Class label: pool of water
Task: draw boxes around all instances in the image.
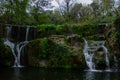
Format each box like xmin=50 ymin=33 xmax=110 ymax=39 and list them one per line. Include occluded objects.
xmin=0 ymin=68 xmax=120 ymax=80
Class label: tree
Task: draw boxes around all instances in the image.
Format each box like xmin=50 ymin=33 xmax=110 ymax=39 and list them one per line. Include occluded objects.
xmin=55 ymin=0 xmax=77 ymax=23
xmin=0 ymin=0 xmax=30 ymax=24
xmin=112 ymin=0 xmax=120 ymax=16
xmin=89 ymin=0 xmax=117 ymax=23
xmin=70 ymin=3 xmax=83 ymax=23
xmin=29 ymin=0 xmax=53 ymax=24
xmin=90 ymin=1 xmax=100 ymax=17
xmin=49 ymin=10 xmax=65 ymax=24
xmin=29 ymin=0 xmax=52 ymax=13
xmin=100 ymin=0 xmax=115 ymax=16
xmin=0 ymin=0 xmax=53 ymax=25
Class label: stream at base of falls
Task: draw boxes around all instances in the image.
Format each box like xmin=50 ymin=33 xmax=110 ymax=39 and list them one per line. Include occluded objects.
xmin=0 ymin=68 xmax=120 ymax=80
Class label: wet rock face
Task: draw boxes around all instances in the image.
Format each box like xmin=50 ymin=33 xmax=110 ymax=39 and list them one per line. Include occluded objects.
xmin=113 ymin=18 xmax=120 ymax=67
xmin=0 ymin=25 xmax=3 ymax=38
xmin=2 ymin=25 xmax=38 ymax=42
xmin=66 ymin=34 xmax=83 ymax=47
xmin=94 ymin=48 xmax=107 ymax=69
xmin=11 ymin=26 xmax=26 ymax=42
xmin=0 ymin=45 xmax=14 ymax=67
xmin=104 ymin=21 xmax=120 ymax=68
xmin=105 ymin=25 xmax=117 ymax=53
xmin=97 ymin=24 xmax=106 ymax=34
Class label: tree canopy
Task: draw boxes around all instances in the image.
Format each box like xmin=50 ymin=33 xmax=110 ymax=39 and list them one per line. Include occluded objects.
xmin=0 ymin=0 xmax=119 ymax=25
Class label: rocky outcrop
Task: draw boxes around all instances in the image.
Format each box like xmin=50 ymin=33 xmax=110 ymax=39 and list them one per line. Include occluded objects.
xmin=0 ymin=45 xmax=14 ymax=67
xmin=23 ymin=35 xmax=86 ymax=68
xmin=105 ymin=22 xmax=120 ymax=68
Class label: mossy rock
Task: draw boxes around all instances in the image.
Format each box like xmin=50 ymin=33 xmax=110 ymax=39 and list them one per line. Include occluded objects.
xmin=0 ymin=43 xmax=14 ymax=67
xmin=94 ymin=51 xmax=106 ymax=69
xmin=105 ymin=24 xmax=119 ymax=57
xmin=65 ymin=34 xmax=83 ymax=46
xmin=24 ymin=37 xmax=86 ymax=68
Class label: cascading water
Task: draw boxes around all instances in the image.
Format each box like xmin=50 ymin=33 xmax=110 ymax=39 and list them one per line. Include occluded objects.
xmin=4 ymin=39 xmax=16 ymax=60
xmin=13 ymin=41 xmax=28 ymax=67
xmin=4 ymin=26 xmax=29 ymax=68
xmin=6 ymin=26 xmax=12 ymax=37
xmin=101 ymin=45 xmax=110 ymax=70
xmin=83 ymin=39 xmax=110 ymax=71
xmin=13 ymin=26 xmax=29 ymax=67
xmin=83 ymin=39 xmax=96 ymax=70
xmin=25 ymin=27 xmax=30 ymax=41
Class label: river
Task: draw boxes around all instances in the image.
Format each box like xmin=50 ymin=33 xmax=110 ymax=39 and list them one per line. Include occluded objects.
xmin=0 ymin=68 xmax=120 ymax=80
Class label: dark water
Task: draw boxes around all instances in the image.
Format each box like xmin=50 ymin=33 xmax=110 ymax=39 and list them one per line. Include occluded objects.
xmin=0 ymin=68 xmax=120 ymax=80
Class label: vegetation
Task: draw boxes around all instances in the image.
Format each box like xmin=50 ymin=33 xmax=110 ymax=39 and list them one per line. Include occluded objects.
xmin=0 ymin=0 xmax=119 ymax=25
xmin=25 ymin=37 xmax=85 ymax=68
xmin=0 ymin=0 xmax=120 ymax=68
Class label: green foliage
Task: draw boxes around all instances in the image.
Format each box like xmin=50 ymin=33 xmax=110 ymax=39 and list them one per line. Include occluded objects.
xmin=39 ymin=38 xmax=49 ymax=59
xmin=0 ymin=0 xmax=118 ymax=25
xmin=0 ymin=0 xmax=53 ymax=24
xmin=0 ymin=43 xmax=13 ymax=67
xmin=49 ymin=10 xmax=65 ymax=24
xmin=114 ymin=17 xmax=120 ymax=48
xmin=0 ymin=0 xmax=30 ymax=24
xmin=38 ymin=24 xmax=55 ymax=31
xmin=27 ymin=38 xmax=71 ymax=68
xmin=47 ymin=43 xmax=70 ymax=67
xmin=37 ymin=23 xmax=98 ymax=39
xmin=39 ymin=38 xmax=70 ymax=67
xmin=37 ymin=24 xmax=56 ymax=37
xmin=56 ymin=25 xmax=63 ymax=34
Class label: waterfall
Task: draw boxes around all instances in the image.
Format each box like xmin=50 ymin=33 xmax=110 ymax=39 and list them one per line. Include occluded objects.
xmin=4 ymin=27 xmax=16 ymax=59
xmin=13 ymin=27 xmax=29 ymax=67
xmin=25 ymin=27 xmax=30 ymax=41
xmin=4 ymin=26 xmax=29 ymax=68
xmin=83 ymin=39 xmax=96 ymax=70
xmin=4 ymin=39 xmax=16 ymax=60
xmin=83 ymin=39 xmax=110 ymax=71
xmin=13 ymin=41 xmax=28 ymax=67
xmin=101 ymin=45 xmax=110 ymax=70
xmin=6 ymin=26 xmax=12 ymax=37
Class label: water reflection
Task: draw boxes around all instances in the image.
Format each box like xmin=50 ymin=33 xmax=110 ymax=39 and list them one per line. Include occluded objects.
xmin=84 ymin=71 xmax=95 ymax=80
xmin=0 ymin=68 xmax=120 ymax=80
xmin=104 ymin=73 xmax=110 ymax=80
xmin=13 ymin=68 xmax=20 ymax=80
xmin=84 ymin=71 xmax=120 ymax=80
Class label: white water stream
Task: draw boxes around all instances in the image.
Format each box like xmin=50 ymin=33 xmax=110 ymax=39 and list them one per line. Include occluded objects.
xmin=83 ymin=39 xmax=110 ymax=71
xmin=4 ymin=26 xmax=29 ymax=67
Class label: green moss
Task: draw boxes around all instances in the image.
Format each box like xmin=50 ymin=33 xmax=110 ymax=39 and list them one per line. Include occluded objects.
xmin=0 ymin=44 xmax=14 ymax=67
xmin=25 ymin=37 xmax=86 ymax=68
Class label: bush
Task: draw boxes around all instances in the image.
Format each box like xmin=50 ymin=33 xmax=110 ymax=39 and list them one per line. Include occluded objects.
xmin=27 ymin=38 xmax=71 ymax=68
xmin=37 ymin=23 xmax=98 ymax=37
